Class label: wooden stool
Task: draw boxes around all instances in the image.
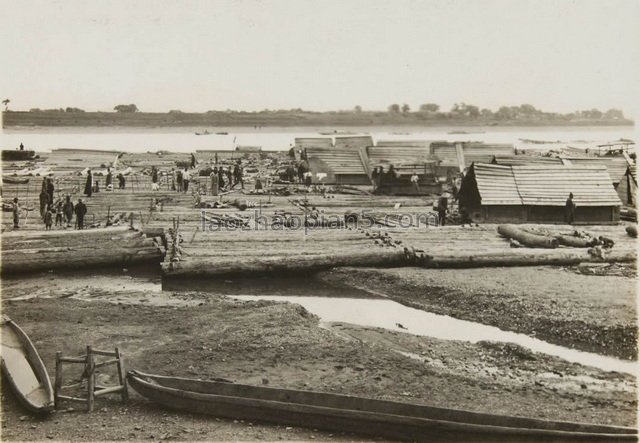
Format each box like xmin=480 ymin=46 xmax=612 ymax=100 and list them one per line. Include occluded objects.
xmin=54 ymin=345 xmax=128 ymax=411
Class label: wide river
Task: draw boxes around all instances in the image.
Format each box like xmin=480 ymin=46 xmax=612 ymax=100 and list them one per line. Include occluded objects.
xmin=0 ymin=125 xmax=635 ymax=153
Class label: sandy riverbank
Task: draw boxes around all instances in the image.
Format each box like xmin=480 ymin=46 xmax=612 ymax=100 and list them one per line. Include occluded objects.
xmin=0 ymin=269 xmax=636 ymax=441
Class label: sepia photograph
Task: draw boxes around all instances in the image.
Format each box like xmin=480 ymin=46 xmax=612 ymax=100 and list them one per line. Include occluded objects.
xmin=0 ymin=0 xmax=638 ymax=441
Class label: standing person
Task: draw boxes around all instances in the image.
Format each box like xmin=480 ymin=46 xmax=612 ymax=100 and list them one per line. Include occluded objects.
xmin=565 ymin=192 xmax=576 ymax=224
xmin=117 ymin=173 xmax=126 ymax=189
xmin=19 ymin=142 xmax=24 ymax=151
xmin=54 ymin=199 xmax=63 ymax=226
xmin=170 ymin=168 xmax=176 ymax=191
xmin=44 ymin=205 xmax=53 ymax=230
xmin=386 ymin=164 xmax=398 ymax=184
xmin=218 ymin=167 xmax=226 ymax=190
xmin=190 ymin=153 xmax=197 ymax=169
xmin=232 ymin=162 xmax=241 ymax=188
xmin=63 ymin=195 xmax=74 ymax=227
xmin=182 ymin=167 xmax=190 ymax=192
xmin=255 ymin=175 xmax=263 ymax=191
xmin=106 ymin=167 xmax=113 ymax=190
xmin=452 ymin=174 xmax=462 ymax=200
xmin=151 ymin=166 xmax=158 ymax=186
xmin=437 ymin=193 xmax=448 ymax=226
xmin=377 ymin=166 xmax=386 ymax=191
xmin=410 ymin=171 xmax=420 ymax=194
xmin=176 ymin=169 xmax=183 ymax=192
xmin=304 ymin=171 xmax=313 ymax=188
xmin=84 ymin=170 xmax=93 ymax=197
xmin=46 ymin=177 xmax=55 ymax=205
xmin=75 ymin=198 xmax=87 ymax=229
xmin=12 ymin=197 xmax=20 ymax=229
xmin=39 ymin=188 xmax=48 ymax=219
xmin=210 ymin=168 xmax=219 ymax=196
xmin=237 ymin=163 xmax=244 ymax=189
xmin=371 ymin=166 xmax=380 ymax=191
xmin=297 ymin=160 xmax=307 ymax=182
xmin=225 ymin=167 xmax=233 ymax=189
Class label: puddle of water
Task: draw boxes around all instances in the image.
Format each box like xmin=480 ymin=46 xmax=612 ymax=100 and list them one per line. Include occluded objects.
xmin=231 ymin=295 xmax=638 ymax=376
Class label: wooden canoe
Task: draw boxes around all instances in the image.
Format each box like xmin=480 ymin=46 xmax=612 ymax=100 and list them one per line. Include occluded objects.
xmin=2 ymin=176 xmax=30 ymax=185
xmin=127 ymin=370 xmax=636 ymax=442
xmin=1 ymin=316 xmax=54 ymax=414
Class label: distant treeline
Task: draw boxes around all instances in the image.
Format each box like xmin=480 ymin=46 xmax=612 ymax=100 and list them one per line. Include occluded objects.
xmin=2 ymin=103 xmax=632 ymax=127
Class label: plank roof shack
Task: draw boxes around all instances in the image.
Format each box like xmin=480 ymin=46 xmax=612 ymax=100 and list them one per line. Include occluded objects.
xmin=458 ymin=163 xmax=621 ymax=224
xmin=560 ymin=156 xmax=629 ymax=185
xmin=293 ymin=137 xmax=333 ymax=149
xmin=304 ymin=147 xmax=369 ymax=185
xmin=616 ymin=164 xmax=637 ymax=206
xmin=431 ymin=142 xmax=515 ymax=178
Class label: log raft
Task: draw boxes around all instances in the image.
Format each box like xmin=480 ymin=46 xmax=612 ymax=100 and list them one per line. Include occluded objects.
xmin=1 ymin=226 xmax=164 ymax=274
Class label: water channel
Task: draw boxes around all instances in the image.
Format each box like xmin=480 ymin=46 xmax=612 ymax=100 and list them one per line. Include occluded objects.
xmin=3 ymin=269 xmax=636 ymax=375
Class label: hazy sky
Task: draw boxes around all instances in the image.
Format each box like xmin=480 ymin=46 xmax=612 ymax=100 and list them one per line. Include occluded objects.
xmin=1 ymin=0 xmax=638 ymax=114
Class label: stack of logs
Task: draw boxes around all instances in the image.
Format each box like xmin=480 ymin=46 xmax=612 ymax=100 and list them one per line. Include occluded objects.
xmin=1 ymin=226 xmax=164 ymax=274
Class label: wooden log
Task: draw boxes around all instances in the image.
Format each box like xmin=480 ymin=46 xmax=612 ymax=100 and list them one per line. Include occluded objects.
xmin=1 ymin=245 xmax=162 ymax=274
xmin=414 ymin=248 xmax=636 ymax=268
xmin=162 ymin=248 xmax=414 ymax=277
xmin=553 ymin=235 xmax=596 ymax=248
xmin=497 ymin=225 xmax=558 ymax=249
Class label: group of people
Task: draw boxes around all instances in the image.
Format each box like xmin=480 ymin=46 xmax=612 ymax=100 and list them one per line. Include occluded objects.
xmin=20 ymin=177 xmax=86 ymax=230
xmin=40 ymin=195 xmax=88 ymax=230
xmin=83 ymin=168 xmax=126 ymax=197
xmin=282 ymin=159 xmax=310 ymax=184
xmin=371 ymin=165 xmax=402 ymax=192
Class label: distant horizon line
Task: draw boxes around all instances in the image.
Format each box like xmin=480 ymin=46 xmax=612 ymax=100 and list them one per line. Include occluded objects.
xmin=1 ymin=107 xmax=631 ymax=117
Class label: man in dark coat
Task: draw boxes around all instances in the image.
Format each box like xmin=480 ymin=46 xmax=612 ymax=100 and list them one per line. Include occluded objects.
xmin=12 ymin=198 xmax=20 ymax=228
xmin=84 ymin=170 xmax=93 ymax=197
xmin=437 ymin=194 xmax=448 ymax=226
xmin=75 ymin=198 xmax=87 ymax=229
xmin=117 ymin=173 xmax=126 ymax=189
xmin=39 ymin=188 xmax=48 ymax=219
xmin=218 ymin=167 xmax=226 ymax=190
xmin=565 ymin=192 xmax=576 ymax=224
xmin=106 ymin=168 xmax=113 ymax=189
xmin=46 ymin=178 xmax=55 ymax=205
xmin=386 ymin=164 xmax=398 ymax=184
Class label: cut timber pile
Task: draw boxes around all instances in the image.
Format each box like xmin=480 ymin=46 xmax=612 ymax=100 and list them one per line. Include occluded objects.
xmin=1 ymin=226 xmax=164 ymax=274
